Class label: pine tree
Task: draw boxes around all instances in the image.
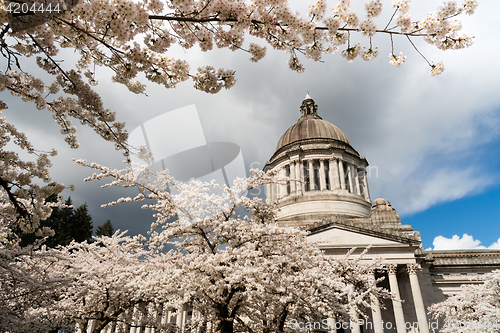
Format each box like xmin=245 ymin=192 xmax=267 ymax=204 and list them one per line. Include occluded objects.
xmin=68 ymin=202 xmax=94 ymax=244
xmin=96 ymin=220 xmax=114 ymax=237
xmin=18 ymin=196 xmax=94 ymax=247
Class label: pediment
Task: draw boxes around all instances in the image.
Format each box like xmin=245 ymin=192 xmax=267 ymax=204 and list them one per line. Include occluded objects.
xmin=308 ymin=226 xmax=410 ymax=247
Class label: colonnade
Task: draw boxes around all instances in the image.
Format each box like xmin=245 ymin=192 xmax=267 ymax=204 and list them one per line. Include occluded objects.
xmin=267 ymin=157 xmax=370 ymax=202
xmin=85 ymin=305 xmax=193 ymax=333
xmin=342 ymin=264 xmax=429 ymax=333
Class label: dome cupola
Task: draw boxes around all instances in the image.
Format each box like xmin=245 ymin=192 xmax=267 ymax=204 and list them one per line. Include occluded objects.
xmin=264 ymin=94 xmax=372 ymax=227
xmin=300 ymin=92 xmax=319 ymax=118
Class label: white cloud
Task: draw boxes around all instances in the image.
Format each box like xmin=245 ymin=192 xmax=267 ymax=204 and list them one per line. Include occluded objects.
xmin=389 ymin=168 xmax=492 ymax=215
xmin=488 ymin=238 xmax=500 ymax=250
xmin=431 ymin=234 xmax=500 ymax=250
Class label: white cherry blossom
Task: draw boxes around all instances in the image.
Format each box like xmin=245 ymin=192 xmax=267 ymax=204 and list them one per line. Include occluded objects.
xmin=389 ymin=52 xmax=406 ymax=67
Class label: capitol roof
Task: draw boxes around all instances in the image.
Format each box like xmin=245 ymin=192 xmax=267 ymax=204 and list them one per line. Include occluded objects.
xmin=275 ymin=95 xmax=351 ymax=152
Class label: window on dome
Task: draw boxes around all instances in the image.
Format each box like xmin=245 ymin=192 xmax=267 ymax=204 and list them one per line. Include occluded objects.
xmin=303 ymin=161 xmax=310 ymax=191
xmin=286 ymin=165 xmax=291 ymax=195
xmin=343 ymin=162 xmax=351 ymax=192
xmin=313 ymin=160 xmax=320 ymax=191
xmin=325 ymin=162 xmax=330 ymax=190
xmin=358 ymin=170 xmax=365 ymax=196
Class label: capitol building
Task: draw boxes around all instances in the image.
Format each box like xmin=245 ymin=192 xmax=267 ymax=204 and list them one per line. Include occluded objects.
xmin=262 ymin=94 xmax=500 ymax=333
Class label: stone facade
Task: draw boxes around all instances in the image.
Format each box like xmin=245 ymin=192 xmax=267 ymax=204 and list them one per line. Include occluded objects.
xmin=263 ymin=95 xmax=500 ymax=333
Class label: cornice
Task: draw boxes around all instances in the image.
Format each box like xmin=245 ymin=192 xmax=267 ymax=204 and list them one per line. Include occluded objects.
xmin=306 ymin=218 xmax=422 ymax=246
xmin=423 ymin=250 xmax=500 ymax=267
xmin=265 ymin=138 xmax=367 ymax=171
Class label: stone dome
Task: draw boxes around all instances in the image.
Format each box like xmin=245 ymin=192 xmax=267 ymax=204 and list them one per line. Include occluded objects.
xmin=276 ymin=117 xmax=351 ymax=151
xmin=275 ymin=94 xmax=351 ymax=152
xmin=371 ymin=198 xmax=395 ymax=211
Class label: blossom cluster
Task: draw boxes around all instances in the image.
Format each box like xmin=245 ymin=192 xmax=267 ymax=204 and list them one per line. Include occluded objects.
xmin=0 ymin=0 xmax=478 ymax=120
xmin=389 ymin=52 xmax=406 ymax=67
xmin=0 ymin=108 xmax=69 ymax=331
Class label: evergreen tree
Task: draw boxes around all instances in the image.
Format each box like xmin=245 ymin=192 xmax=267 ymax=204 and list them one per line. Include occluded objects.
xmin=65 ymin=201 xmax=93 ymax=245
xmin=18 ymin=196 xmax=94 ymax=247
xmin=96 ymin=220 xmax=114 ymax=237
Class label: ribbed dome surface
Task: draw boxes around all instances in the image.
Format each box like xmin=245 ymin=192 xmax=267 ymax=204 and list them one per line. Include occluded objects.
xmin=276 ymin=117 xmax=351 ymax=151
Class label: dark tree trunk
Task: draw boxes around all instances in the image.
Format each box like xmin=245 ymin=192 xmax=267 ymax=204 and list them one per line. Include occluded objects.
xmin=219 ymin=318 xmax=234 ymax=333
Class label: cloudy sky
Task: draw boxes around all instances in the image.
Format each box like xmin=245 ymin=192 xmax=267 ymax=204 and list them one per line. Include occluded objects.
xmin=4 ymin=0 xmax=500 ymax=250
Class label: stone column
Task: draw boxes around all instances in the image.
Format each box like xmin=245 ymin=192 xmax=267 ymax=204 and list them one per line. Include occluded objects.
xmin=176 ymin=307 xmax=183 ymax=328
xmin=275 ymin=170 xmax=280 ymax=199
xmin=319 ymin=159 xmax=326 ymax=190
xmin=322 ymin=318 xmax=337 ymax=332
xmin=308 ymin=159 xmax=315 ymax=191
xmin=156 ymin=303 xmax=164 ymax=328
xmin=129 ymin=304 xmax=137 ymax=333
xmin=387 ymin=265 xmax=406 ymax=333
xmin=161 ymin=304 xmax=168 ymax=325
xmin=87 ymin=320 xmax=97 ymax=333
xmin=350 ymin=308 xmax=361 ymax=333
xmin=338 ymin=159 xmax=345 ymax=189
xmin=331 ymin=158 xmax=340 ymax=189
xmin=347 ymin=164 xmax=354 ymax=193
xmin=408 ymin=264 xmax=430 ymax=333
xmin=266 ymin=182 xmax=271 ymax=202
xmin=354 ymin=167 xmax=361 ymax=195
xmin=166 ymin=309 xmax=172 ymax=326
xmin=330 ymin=319 xmax=337 ymax=333
xmin=276 ymin=168 xmax=282 ymax=199
xmin=369 ymin=270 xmax=384 ymax=333
xmin=347 ymin=286 xmax=361 ymax=333
xmin=363 ymin=170 xmax=371 ymax=201
xmin=281 ymin=166 xmax=287 ymax=197
xmin=181 ymin=309 xmax=187 ymax=331
xmin=273 ymin=183 xmax=279 ymax=201
xmin=290 ymin=161 xmax=297 ymax=193
xmin=137 ymin=302 xmax=146 ymax=333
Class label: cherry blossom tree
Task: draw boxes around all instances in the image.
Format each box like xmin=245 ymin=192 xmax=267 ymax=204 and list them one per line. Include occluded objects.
xmin=66 ymin=161 xmax=391 ymax=333
xmin=428 ymin=270 xmax=500 ymax=333
xmin=0 ymin=115 xmax=69 ymax=332
xmin=46 ymin=231 xmax=164 ymax=333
